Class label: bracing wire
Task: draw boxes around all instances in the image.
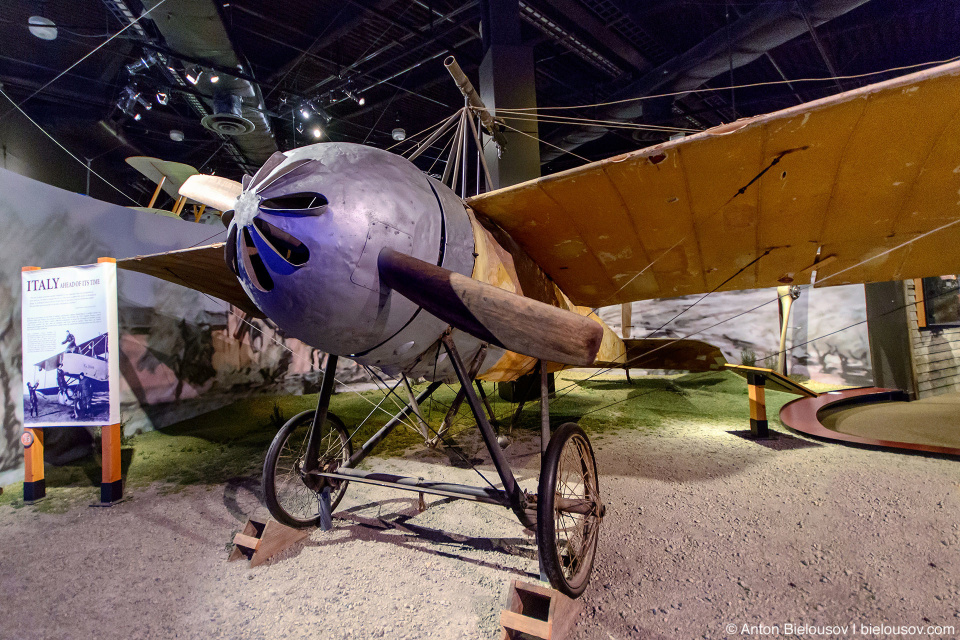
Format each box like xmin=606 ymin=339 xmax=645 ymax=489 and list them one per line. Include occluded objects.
xmin=490 ymin=56 xmax=960 ymax=114
xmin=496 ymin=120 xmax=592 ymax=163
xmin=550 ymin=210 xmax=960 ymax=400
xmin=488 ymin=110 xmax=699 ymax=134
xmin=385 ymin=112 xmax=453 ymax=153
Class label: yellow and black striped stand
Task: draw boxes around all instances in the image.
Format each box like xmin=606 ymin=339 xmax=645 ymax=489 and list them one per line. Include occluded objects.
xmin=746 ymin=371 xmax=770 ymax=438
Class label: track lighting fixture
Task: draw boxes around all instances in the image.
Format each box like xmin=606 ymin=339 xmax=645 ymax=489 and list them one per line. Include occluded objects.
xmin=345 ymin=89 xmax=365 ymax=106
xmin=126 ymin=53 xmax=158 ymax=76
xmin=299 ymin=100 xmax=333 ymax=124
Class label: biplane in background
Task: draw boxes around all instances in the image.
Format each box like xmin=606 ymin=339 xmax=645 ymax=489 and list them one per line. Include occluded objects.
xmin=31 ymin=332 xmax=109 ymax=419
xmin=125 ymin=156 xmax=220 ymax=224
xmin=115 ymin=58 xmax=960 ymax=596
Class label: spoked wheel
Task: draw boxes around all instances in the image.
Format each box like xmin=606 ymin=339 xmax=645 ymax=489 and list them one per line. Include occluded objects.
xmin=262 ymin=410 xmax=352 ymax=528
xmin=537 ymin=422 xmax=603 ymax=597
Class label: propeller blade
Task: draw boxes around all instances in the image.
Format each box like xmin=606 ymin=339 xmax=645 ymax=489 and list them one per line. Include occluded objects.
xmin=378 ymin=248 xmax=603 ymax=366
xmin=179 ymin=174 xmax=243 ymax=212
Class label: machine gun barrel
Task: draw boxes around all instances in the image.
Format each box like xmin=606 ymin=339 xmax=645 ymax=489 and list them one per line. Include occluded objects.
xmin=444 ymin=56 xmax=506 ymax=147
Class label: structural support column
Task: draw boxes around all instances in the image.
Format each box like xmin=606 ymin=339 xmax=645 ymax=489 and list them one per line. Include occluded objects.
xmin=478 ymin=0 xmax=540 ymax=190
xmin=864 ymin=281 xmax=916 ymax=398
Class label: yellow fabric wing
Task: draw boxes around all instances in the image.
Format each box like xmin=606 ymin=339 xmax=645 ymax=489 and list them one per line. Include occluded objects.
xmin=468 ymin=61 xmax=960 ymax=307
xmin=118 ymin=243 xmax=264 ymax=318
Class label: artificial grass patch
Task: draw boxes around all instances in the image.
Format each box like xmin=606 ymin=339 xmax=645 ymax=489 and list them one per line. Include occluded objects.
xmin=0 ymin=371 xmax=840 ymax=509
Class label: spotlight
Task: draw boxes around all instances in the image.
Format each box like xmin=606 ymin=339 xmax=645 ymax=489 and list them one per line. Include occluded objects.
xmin=392 ymin=127 xmax=406 ymax=142
xmin=312 ymin=127 xmax=322 ymax=139
xmin=170 ymin=129 xmax=185 ymax=142
xmin=28 ymin=16 xmax=57 ymax=41
xmin=300 ymin=100 xmax=332 ymax=124
xmin=345 ymin=89 xmax=365 ymax=106
xmin=156 ymin=91 xmax=169 ymax=105
xmin=209 ymin=72 xmax=220 ymax=83
xmin=314 ymin=105 xmax=332 ymax=124
xmin=126 ymin=53 xmax=157 ymax=76
xmin=117 ymin=86 xmax=140 ymax=118
xmin=185 ymin=66 xmax=201 ymax=85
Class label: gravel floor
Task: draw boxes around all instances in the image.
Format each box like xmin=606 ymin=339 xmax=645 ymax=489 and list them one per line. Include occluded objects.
xmin=1 ymin=418 xmax=958 ymax=640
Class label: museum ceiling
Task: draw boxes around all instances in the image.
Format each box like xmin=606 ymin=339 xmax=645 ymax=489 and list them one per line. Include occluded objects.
xmin=1 ymin=0 xmax=958 ymax=206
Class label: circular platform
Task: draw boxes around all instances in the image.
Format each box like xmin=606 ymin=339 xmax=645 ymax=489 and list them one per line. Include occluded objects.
xmin=780 ymin=388 xmax=960 ymax=456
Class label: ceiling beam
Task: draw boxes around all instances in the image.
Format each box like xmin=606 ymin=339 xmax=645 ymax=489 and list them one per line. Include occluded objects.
xmin=540 ymin=0 xmax=872 ymax=163
xmin=524 ymin=0 xmax=652 ymax=74
xmin=301 ymin=2 xmax=479 ymax=97
xmin=262 ymin=0 xmax=402 ymax=86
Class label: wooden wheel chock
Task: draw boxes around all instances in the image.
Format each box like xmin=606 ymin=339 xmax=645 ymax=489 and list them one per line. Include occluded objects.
xmin=228 ymin=519 xmax=308 ymax=568
xmin=499 ymin=580 xmax=582 ymax=640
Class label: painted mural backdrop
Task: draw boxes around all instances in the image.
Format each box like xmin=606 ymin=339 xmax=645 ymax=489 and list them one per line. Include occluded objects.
xmin=0 ymin=168 xmax=365 ymax=480
xmin=599 ymin=284 xmax=872 ymax=386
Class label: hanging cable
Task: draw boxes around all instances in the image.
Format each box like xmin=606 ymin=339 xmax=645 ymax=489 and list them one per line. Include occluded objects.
xmin=490 ymin=56 xmax=960 ymax=114
xmin=496 ymin=120 xmax=592 ymax=164
xmin=4 ymin=0 xmax=170 ymax=117
xmin=489 ymin=111 xmax=700 ymax=133
xmin=0 ymin=85 xmax=138 ymax=205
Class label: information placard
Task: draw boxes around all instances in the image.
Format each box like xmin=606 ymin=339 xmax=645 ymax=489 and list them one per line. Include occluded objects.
xmin=21 ymin=262 xmax=120 ymax=427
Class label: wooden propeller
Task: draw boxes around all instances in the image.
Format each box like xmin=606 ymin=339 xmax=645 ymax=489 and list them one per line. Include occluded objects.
xmin=378 ymin=248 xmax=603 ymax=366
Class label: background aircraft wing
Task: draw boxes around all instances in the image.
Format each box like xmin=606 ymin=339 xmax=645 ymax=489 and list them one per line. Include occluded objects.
xmin=125 ymin=156 xmax=200 ymax=202
xmin=76 ymin=333 xmax=108 ymax=357
xmin=127 ymin=206 xmax=183 ymax=218
xmin=34 ymin=353 xmax=62 ymax=371
xmin=117 ymin=243 xmax=264 ymax=318
xmin=468 ymin=60 xmax=960 ymax=307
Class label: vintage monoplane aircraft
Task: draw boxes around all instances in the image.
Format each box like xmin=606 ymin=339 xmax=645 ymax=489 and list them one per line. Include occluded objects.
xmin=116 ymin=58 xmax=960 ymax=596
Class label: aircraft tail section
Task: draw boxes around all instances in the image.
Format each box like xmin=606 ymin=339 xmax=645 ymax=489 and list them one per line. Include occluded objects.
xmin=595 ymin=337 xmax=728 ymax=372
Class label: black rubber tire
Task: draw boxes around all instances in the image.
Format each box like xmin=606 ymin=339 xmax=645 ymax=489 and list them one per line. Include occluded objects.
xmin=537 ymin=422 xmax=602 ymax=597
xmin=262 ymin=410 xmax=352 ymax=528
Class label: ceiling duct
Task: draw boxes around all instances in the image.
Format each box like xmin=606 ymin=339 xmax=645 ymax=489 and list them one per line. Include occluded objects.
xmin=202 ymin=93 xmax=255 ymax=135
xmin=139 ymin=0 xmax=278 ymax=166
xmin=539 ymin=0 xmax=871 ymax=164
